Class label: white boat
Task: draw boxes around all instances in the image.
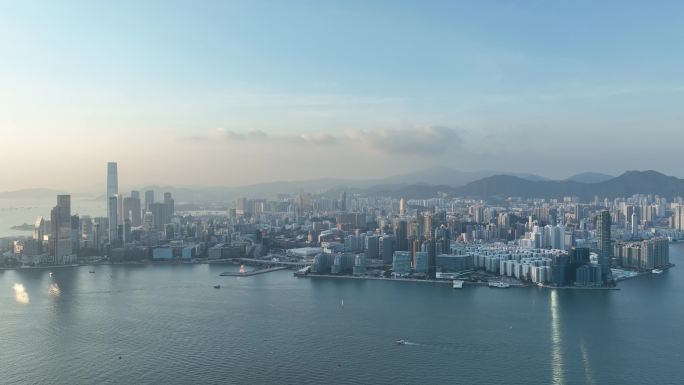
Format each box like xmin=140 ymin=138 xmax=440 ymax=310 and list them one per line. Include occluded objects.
xmin=452 ymin=280 xmax=464 ymax=289
xmin=488 ymin=281 xmax=511 ymax=288
xmin=396 ymin=339 xmax=408 ymax=345
xmin=652 ymin=269 xmax=663 ymax=274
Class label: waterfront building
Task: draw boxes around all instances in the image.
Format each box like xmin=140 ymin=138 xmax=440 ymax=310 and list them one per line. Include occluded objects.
xmin=311 ymin=253 xmax=335 ymax=274
xmin=596 ymin=210 xmax=612 ymax=283
xmin=108 ymin=195 xmax=119 ymax=244
xmin=413 ymin=251 xmax=428 ymax=274
xmin=379 ymin=235 xmax=394 ymax=264
xmin=394 ymin=220 xmax=408 ymax=251
xmin=33 ymin=216 xmax=46 ymax=241
xmin=352 ymin=255 xmax=366 ymax=275
xmin=436 ymin=254 xmax=473 ymax=272
xmin=365 ymin=235 xmax=379 ymax=260
xmin=107 ymin=162 xmax=119 ymax=243
xmin=392 ymin=251 xmax=412 ymax=275
xmin=614 ymin=237 xmax=670 ymax=270
xmin=331 ymin=253 xmax=355 ymax=274
xmin=49 ymin=195 xmax=73 ymax=264
xmin=575 ymin=264 xmax=602 ymax=287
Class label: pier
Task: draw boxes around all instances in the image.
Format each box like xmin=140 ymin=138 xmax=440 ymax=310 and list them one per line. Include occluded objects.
xmin=219 ymin=266 xmax=289 ymax=277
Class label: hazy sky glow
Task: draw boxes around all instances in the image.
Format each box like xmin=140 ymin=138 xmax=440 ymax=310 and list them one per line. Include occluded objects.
xmin=1 ymin=0 xmax=684 ymax=191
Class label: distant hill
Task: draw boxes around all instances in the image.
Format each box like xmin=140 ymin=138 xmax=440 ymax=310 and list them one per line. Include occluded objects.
xmin=565 ymin=172 xmax=614 ymax=183
xmin=456 ymin=170 xmax=684 ymax=199
xmin=371 ymin=167 xmax=549 ymax=186
xmin=136 ymin=167 xmax=550 ymax=201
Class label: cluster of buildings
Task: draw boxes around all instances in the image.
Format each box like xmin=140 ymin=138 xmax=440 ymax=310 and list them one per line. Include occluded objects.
xmin=0 ymin=166 xmax=677 ymax=290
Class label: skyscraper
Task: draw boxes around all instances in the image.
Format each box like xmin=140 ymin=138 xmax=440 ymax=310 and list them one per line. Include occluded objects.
xmin=596 ymin=210 xmax=612 ymax=283
xmin=107 ymin=162 xmax=119 ymax=245
xmin=107 ymin=162 xmax=118 ymax=199
xmin=145 ymin=190 xmax=155 ymax=211
xmin=50 ymin=195 xmax=72 ymax=263
xmin=399 ymin=197 xmax=405 ymax=216
xmin=164 ymin=192 xmax=175 ymax=218
xmin=125 ymin=191 xmax=142 ymax=227
xmin=108 ymin=195 xmax=119 ymax=244
xmin=394 ymin=220 xmax=408 ymax=251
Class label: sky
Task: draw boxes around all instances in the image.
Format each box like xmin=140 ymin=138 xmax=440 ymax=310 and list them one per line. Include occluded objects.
xmin=1 ymin=0 xmax=683 ymax=191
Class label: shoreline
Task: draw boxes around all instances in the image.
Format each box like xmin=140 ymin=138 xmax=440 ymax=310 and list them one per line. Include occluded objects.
xmin=297 ymin=273 xmax=537 ymax=288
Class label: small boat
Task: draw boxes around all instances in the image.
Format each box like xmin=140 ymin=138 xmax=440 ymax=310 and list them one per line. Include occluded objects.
xmin=488 ymin=281 xmax=511 ymax=288
xmin=48 ymin=272 xmax=53 ymax=277
xmin=89 ymin=270 xmax=95 ymax=274
xmin=652 ymin=269 xmax=663 ymax=274
xmin=341 ymin=299 xmax=344 ymax=307
xmin=213 ymin=285 xmax=221 ymax=289
xmin=452 ymin=280 xmax=464 ymax=289
xmin=396 ymin=339 xmax=408 ymax=345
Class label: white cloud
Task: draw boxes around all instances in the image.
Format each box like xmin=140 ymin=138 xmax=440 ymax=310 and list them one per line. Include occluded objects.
xmin=188 ymin=125 xmax=463 ymax=157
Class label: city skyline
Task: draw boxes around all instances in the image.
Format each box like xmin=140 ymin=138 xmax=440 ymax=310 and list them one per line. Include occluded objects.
xmin=2 ymin=1 xmax=684 ymax=191
xmin=3 ymin=2 xmax=684 ymax=384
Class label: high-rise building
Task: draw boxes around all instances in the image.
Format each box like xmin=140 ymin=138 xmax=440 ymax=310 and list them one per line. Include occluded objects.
xmin=379 ymin=235 xmax=394 ymax=264
xmin=631 ymin=212 xmax=638 ymax=238
xmin=365 ymin=235 xmax=379 ymax=260
xmin=33 ymin=216 xmax=45 ymax=241
xmin=394 ymin=220 xmax=408 ymax=251
xmin=236 ymin=197 xmax=248 ymax=215
xmin=124 ymin=193 xmax=142 ymax=227
xmin=108 ymin=195 xmax=119 ymax=244
xmin=150 ymin=202 xmax=169 ymax=230
xmin=413 ymin=251 xmax=429 ymax=274
xmin=50 ymin=195 xmax=72 ymax=263
xmin=164 ymin=192 xmax=175 ymax=218
xmin=392 ymin=251 xmax=412 ymax=275
xmin=399 ymin=197 xmax=406 ymax=216
xmin=596 ymin=210 xmax=612 ymax=283
xmin=107 ymin=162 xmax=119 ymax=245
xmin=107 ymin=162 xmax=118 ymax=199
xmin=673 ymin=204 xmax=684 ymax=231
xmin=339 ymin=191 xmax=347 ymax=212
xmin=145 ymin=190 xmax=155 ymax=211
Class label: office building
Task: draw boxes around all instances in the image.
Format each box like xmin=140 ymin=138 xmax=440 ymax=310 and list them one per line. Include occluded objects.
xmin=108 ymin=196 xmax=119 ymax=244
xmin=392 ymin=251 xmax=412 ymax=275
xmin=145 ymin=190 xmax=155 ymax=211
xmin=107 ymin=162 xmax=119 ymax=243
xmin=596 ymin=210 xmax=612 ymax=283
xmin=164 ymin=192 xmax=175 ymax=218
xmin=365 ymin=235 xmax=379 ymax=260
xmin=50 ymin=195 xmax=73 ymax=263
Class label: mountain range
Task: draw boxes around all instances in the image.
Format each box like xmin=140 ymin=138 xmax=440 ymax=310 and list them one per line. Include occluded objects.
xmin=2 ymin=169 xmax=681 ymax=202
xmin=455 ymin=170 xmax=684 ymax=200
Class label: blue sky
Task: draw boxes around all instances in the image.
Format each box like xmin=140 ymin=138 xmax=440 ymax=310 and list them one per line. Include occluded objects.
xmin=1 ymin=1 xmax=683 ymax=189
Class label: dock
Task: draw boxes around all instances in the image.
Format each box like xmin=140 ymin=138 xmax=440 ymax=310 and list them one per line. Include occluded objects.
xmin=219 ymin=266 xmax=289 ymax=277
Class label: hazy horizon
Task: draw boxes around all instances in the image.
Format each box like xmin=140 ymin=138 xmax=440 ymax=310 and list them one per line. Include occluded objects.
xmin=2 ymin=1 xmax=684 ymax=191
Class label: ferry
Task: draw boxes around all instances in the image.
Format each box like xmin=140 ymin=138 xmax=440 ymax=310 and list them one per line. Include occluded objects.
xmin=488 ymin=281 xmax=511 ymax=288
xmin=652 ymin=269 xmax=663 ymax=274
xmin=452 ymin=280 xmax=464 ymax=289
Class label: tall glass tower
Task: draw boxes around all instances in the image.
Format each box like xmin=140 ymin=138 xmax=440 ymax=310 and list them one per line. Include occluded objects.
xmin=107 ymin=162 xmax=119 ymax=244
xmin=596 ymin=210 xmax=612 ymax=283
